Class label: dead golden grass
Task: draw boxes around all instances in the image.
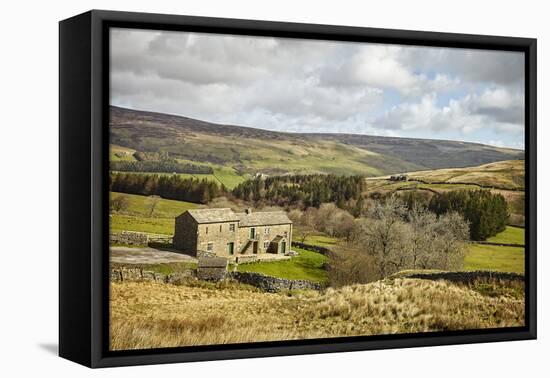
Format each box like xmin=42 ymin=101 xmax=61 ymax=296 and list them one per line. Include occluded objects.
xmin=405 ymin=160 xmax=524 ymax=190
xmin=110 ymin=278 xmax=524 ymax=350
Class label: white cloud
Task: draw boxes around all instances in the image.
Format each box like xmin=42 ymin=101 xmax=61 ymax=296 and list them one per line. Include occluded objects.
xmin=110 ymin=28 xmax=525 ymax=147
xmin=375 ymin=88 xmax=524 ymax=137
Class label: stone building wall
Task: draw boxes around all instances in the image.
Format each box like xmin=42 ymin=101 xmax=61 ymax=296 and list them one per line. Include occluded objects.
xmin=193 ymin=222 xmax=292 ymax=257
xmin=173 ymin=213 xmax=198 ymax=254
xmin=236 ymin=223 xmax=292 ymax=255
xmin=196 ymin=221 xmax=239 ymax=256
xmin=173 ymin=210 xmax=293 ymax=257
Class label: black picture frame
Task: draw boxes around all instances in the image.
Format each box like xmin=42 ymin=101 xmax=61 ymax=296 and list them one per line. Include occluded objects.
xmin=59 ymin=9 xmax=537 ymax=368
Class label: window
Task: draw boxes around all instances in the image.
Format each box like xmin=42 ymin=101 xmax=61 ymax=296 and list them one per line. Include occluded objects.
xmin=229 ymin=223 xmax=235 ymax=232
xmin=207 ymin=242 xmax=213 ymax=252
xmin=205 ymin=227 xmax=208 ymax=234
xmin=263 ymin=241 xmax=270 ymax=250
xmin=227 ymin=242 xmax=234 ymax=255
xmin=220 ymin=225 xmax=222 ymax=232
xmin=264 ymin=227 xmax=270 ymax=235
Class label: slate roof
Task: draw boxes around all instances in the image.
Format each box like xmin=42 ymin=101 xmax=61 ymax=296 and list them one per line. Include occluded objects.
xmin=198 ymin=256 xmax=228 ymax=268
xmin=185 ymin=208 xmax=240 ymax=224
xmin=235 ymin=211 xmax=292 ymax=227
xmin=182 ymin=208 xmax=292 ymax=226
xmin=271 ymin=235 xmax=286 ymax=243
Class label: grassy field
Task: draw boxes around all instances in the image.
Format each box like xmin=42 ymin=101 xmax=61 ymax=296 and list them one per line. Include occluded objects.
xmin=462 ymin=226 xmax=525 ymax=274
xmin=464 ymin=244 xmax=524 ymax=274
xmin=487 ymin=226 xmax=525 ymax=245
xmin=212 ymin=166 xmax=249 ymax=188
xmin=110 ymin=214 xmax=177 ymax=235
xmin=110 ymin=144 xmax=137 ymax=162
xmin=110 ymin=278 xmax=524 ymax=350
xmin=237 ymin=247 xmax=328 ymax=283
xmin=303 ymin=234 xmax=339 ymax=247
xmin=110 ymin=192 xmax=199 ymax=235
xmin=111 ymin=192 xmax=198 ymax=218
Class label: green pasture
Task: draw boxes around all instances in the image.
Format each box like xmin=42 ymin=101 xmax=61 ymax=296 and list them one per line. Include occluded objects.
xmin=464 ymin=244 xmax=524 ymax=274
xmin=237 ymin=247 xmax=328 ymax=283
xmin=486 ymin=226 xmax=525 ymax=245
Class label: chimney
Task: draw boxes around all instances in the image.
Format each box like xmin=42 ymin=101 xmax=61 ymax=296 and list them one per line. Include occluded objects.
xmin=245 ymin=208 xmax=252 ymax=215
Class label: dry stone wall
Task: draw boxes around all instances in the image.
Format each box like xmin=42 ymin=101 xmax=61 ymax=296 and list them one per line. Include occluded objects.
xmin=291 ymin=241 xmax=331 ymax=255
xmin=109 ymin=267 xmax=323 ymax=292
xmin=235 ymin=255 xmax=258 ymax=264
xmin=110 ymin=267 xmax=195 ymax=284
xmin=230 ymin=271 xmax=323 ymax=292
xmin=110 ymin=231 xmax=149 ymax=245
xmin=398 ymin=270 xmax=524 ymax=283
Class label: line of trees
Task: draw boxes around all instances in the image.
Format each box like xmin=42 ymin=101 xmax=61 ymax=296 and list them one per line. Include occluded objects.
xmin=110 ymin=160 xmax=213 ymax=174
xmin=428 ymin=189 xmax=509 ymax=241
xmin=232 ymin=175 xmax=365 ymax=209
xmin=110 ymin=173 xmax=224 ymax=204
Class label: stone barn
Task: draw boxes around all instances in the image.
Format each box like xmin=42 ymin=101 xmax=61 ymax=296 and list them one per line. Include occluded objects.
xmin=197 ymin=256 xmax=228 ymax=281
xmin=173 ymin=208 xmax=292 ymax=258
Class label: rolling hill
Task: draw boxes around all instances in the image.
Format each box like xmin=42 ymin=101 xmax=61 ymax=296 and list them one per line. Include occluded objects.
xmin=109 ymin=106 xmax=524 ymax=177
xmin=364 ymin=159 xmax=526 ymax=226
xmin=367 ymin=160 xmax=525 ymax=190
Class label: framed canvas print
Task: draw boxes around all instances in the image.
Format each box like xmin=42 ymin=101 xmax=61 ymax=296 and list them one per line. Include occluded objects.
xmin=59 ymin=10 xmax=537 ymax=368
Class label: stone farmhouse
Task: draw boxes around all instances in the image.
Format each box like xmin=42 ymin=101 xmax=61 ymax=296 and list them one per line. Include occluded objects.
xmin=173 ymin=208 xmax=292 ymax=257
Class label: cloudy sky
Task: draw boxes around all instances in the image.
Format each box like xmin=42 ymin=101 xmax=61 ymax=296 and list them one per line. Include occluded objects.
xmin=110 ymin=28 xmax=525 ymax=149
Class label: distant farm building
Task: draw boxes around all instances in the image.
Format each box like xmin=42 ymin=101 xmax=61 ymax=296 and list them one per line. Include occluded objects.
xmin=389 ymin=174 xmax=409 ymax=182
xmin=174 ymin=208 xmax=292 ymax=257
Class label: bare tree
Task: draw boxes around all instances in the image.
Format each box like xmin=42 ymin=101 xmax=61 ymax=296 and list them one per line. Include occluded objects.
xmin=331 ymin=211 xmax=355 ymax=241
xmin=287 ymin=209 xmax=315 ymax=243
xmin=287 ymin=209 xmax=303 ymax=225
xmin=144 ymin=195 xmax=161 ymax=218
xmin=431 ymin=212 xmax=469 ymax=270
xmin=110 ymin=195 xmax=129 ymax=212
xmin=357 ymin=196 xmax=412 ymax=278
xmin=208 ymin=196 xmax=244 ymax=212
xmin=406 ymin=204 xmax=438 ymax=269
xmin=327 ymin=244 xmax=380 ymax=287
xmin=328 ymin=195 xmax=470 ymax=281
xmin=315 ymin=203 xmax=338 ymax=233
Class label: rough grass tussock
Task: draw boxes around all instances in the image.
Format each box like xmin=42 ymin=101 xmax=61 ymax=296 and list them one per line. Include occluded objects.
xmin=110 ymin=278 xmax=524 ymax=350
